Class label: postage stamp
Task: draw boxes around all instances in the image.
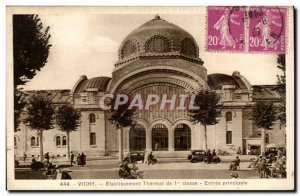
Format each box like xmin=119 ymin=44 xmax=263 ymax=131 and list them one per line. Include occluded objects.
xmin=248 ymin=6 xmax=287 ymax=53
xmin=207 ymin=6 xmax=246 ymax=52
xmin=6 ymin=6 xmax=294 ymax=191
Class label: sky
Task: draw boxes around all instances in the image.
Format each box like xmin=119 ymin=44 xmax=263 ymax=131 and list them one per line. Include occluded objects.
xmin=21 ymin=10 xmax=282 ymax=90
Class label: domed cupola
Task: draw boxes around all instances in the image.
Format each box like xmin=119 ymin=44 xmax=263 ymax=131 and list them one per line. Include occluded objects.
xmin=117 ymin=15 xmax=200 ymax=64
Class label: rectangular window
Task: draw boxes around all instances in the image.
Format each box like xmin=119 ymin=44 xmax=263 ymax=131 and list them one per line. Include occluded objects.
xmin=14 ymin=137 xmax=17 ymax=147
xmin=90 ymin=132 xmax=96 ymax=145
xmin=62 ymin=136 xmax=67 ymax=146
xmin=226 ymin=131 xmax=232 ymax=144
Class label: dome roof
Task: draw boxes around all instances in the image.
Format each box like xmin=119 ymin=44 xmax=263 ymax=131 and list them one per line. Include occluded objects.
xmin=207 ymin=73 xmax=248 ymax=90
xmin=73 ymin=76 xmax=111 ymax=93
xmin=118 ymin=15 xmax=199 ymax=60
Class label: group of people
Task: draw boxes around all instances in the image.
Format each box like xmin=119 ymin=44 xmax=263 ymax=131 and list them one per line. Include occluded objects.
xmin=143 ymin=151 xmax=157 ymax=165
xmin=248 ymin=154 xmax=286 ymax=178
xmin=229 ymin=156 xmax=241 ymax=170
xmin=119 ymin=161 xmax=144 ymax=179
xmin=71 ymin=151 xmax=86 ymax=167
xmin=204 ymin=149 xmax=221 ymax=164
xmin=43 ymin=163 xmax=72 ymax=180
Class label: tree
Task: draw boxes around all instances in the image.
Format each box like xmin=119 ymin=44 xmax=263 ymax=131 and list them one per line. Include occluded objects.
xmin=106 ymin=95 xmax=136 ymax=162
xmin=251 ymin=101 xmax=277 ymax=155
xmin=276 ymin=54 xmax=286 ymax=127
xmin=56 ymin=105 xmax=81 ymax=160
xmin=22 ymin=94 xmax=55 ymax=161
xmin=189 ymin=89 xmax=222 ymax=151
xmin=13 ymin=15 xmax=52 ymax=131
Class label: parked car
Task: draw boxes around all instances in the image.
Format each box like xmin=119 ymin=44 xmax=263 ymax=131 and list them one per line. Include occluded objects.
xmin=249 ymin=148 xmax=260 ymax=155
xmin=187 ymin=150 xmax=206 ymax=163
xmin=265 ymin=147 xmax=286 ymax=157
xmin=125 ymin=152 xmax=144 ymax=163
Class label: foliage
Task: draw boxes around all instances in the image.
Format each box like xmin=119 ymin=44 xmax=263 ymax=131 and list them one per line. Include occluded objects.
xmin=251 ymin=101 xmax=277 ymax=130
xmin=189 ymin=89 xmax=222 ymax=126
xmin=13 ymin=15 xmax=52 ymax=131
xmin=106 ymin=94 xmax=136 ymax=129
xmin=14 ymin=90 xmax=26 ymax=132
xmin=13 ymin=15 xmax=52 ymax=87
xmin=22 ymin=94 xmax=55 ymax=131
xmin=276 ymin=54 xmax=286 ymax=127
xmin=55 ymin=105 xmax=81 ymax=133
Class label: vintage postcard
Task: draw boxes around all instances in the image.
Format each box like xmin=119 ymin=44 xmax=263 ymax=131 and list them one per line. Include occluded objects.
xmin=7 ymin=6 xmax=294 ymax=191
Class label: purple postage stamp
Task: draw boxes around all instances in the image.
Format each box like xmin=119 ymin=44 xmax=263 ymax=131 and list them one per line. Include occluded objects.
xmin=207 ymin=6 xmax=246 ymax=52
xmin=248 ymin=6 xmax=287 ymax=53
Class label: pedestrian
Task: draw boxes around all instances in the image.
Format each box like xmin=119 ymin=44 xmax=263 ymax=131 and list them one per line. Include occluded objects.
xmin=154 ymin=142 xmax=159 ymax=151
xmin=237 ymin=147 xmax=242 ymax=155
xmin=235 ymin=156 xmax=240 ymax=170
xmin=207 ymin=149 xmax=212 ymax=164
xmin=45 ymin=152 xmax=50 ymax=164
xmin=258 ymin=157 xmax=267 ymax=178
xmin=70 ymin=151 xmax=76 ymax=166
xmin=23 ymin=153 xmax=27 ymax=162
xmin=143 ymin=150 xmax=148 ymax=164
xmin=81 ymin=152 xmax=86 ymax=166
xmin=77 ymin=153 xmax=82 ymax=166
xmin=31 ymin=157 xmax=37 ymax=163
xmin=212 ymin=149 xmax=217 ymax=164
xmin=54 ymin=165 xmax=72 ymax=180
xmin=148 ymin=151 xmax=156 ymax=165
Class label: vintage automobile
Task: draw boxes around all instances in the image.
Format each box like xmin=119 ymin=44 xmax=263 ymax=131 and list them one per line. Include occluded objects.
xmin=187 ymin=150 xmax=206 ymax=163
xmin=265 ymin=147 xmax=286 ymax=157
xmin=124 ymin=152 xmax=145 ymax=163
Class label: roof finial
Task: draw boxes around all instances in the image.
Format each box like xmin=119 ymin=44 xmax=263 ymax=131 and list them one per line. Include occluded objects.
xmin=154 ymin=14 xmax=161 ymax=20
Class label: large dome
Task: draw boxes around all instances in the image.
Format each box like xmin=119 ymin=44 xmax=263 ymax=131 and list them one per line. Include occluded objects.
xmin=118 ymin=15 xmax=199 ymax=61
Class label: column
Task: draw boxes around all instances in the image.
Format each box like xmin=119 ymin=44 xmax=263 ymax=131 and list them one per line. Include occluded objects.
xmin=123 ymin=127 xmax=130 ymax=152
xmin=168 ymin=128 xmax=174 ymax=151
xmin=192 ymin=124 xmax=203 ymax=150
xmin=146 ymin=128 xmax=152 ymax=152
xmin=118 ymin=128 xmax=123 ymax=162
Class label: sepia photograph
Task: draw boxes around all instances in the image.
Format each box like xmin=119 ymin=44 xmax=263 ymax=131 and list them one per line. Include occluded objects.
xmin=6 ymin=6 xmax=295 ymax=191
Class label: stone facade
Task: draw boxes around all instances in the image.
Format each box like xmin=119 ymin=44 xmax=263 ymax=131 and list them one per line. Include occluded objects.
xmin=14 ymin=16 xmax=285 ymax=158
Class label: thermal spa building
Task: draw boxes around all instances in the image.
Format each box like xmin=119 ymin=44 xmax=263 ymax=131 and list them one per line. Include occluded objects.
xmin=14 ymin=16 xmax=286 ymax=158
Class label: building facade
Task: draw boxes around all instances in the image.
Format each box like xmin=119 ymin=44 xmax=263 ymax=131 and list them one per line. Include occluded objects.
xmin=14 ymin=16 xmax=286 ymax=158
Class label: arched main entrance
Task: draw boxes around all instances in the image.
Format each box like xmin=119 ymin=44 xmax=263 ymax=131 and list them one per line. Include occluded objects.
xmin=174 ymin=124 xmax=191 ymax=151
xmin=129 ymin=124 xmax=146 ymax=151
xmin=152 ymin=124 xmax=168 ymax=151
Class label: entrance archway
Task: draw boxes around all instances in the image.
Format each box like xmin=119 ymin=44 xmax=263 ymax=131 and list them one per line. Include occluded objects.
xmin=152 ymin=124 xmax=168 ymax=151
xmin=129 ymin=124 xmax=146 ymax=151
xmin=174 ymin=124 xmax=191 ymax=151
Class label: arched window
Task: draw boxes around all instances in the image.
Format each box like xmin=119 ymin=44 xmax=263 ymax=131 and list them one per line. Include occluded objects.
xmin=152 ymin=124 xmax=168 ymax=151
xmin=226 ymin=112 xmax=232 ymax=122
xmin=265 ymin=134 xmax=270 ymax=144
xmin=180 ymin=38 xmax=197 ymax=57
xmin=121 ymin=40 xmax=137 ymax=58
xmin=14 ymin=136 xmax=17 ymax=147
xmin=145 ymin=35 xmax=171 ymax=53
xmin=56 ymin=136 xmax=61 ymax=147
xmin=174 ymin=124 xmax=191 ymax=151
xmin=30 ymin=137 xmax=36 ymax=147
xmin=89 ymin=113 xmax=96 ymax=124
xmin=90 ymin=132 xmax=96 ymax=145
xmin=62 ymin=136 xmax=67 ymax=146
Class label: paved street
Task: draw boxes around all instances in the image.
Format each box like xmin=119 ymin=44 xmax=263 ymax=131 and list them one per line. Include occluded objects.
xmin=15 ymin=158 xmax=259 ymax=179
